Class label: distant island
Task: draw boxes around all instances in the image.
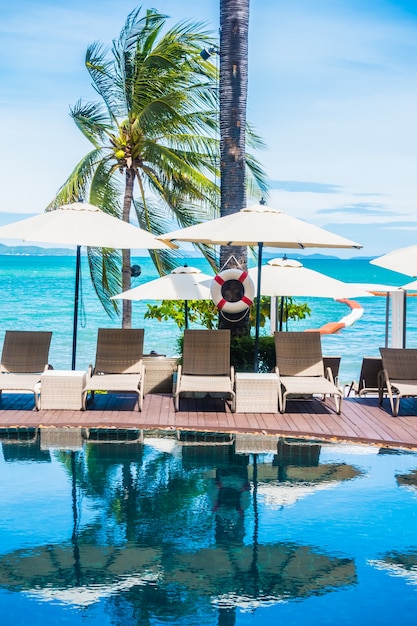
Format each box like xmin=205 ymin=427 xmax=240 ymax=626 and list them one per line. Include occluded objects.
xmin=0 ymin=243 xmax=75 ymax=256
xmin=0 ymin=242 xmax=373 ymax=261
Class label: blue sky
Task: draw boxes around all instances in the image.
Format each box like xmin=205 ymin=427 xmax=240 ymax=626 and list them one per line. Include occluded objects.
xmin=1 ymin=0 xmax=417 ymax=257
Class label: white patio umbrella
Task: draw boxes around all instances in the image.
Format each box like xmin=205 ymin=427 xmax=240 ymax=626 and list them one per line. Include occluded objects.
xmin=248 ymin=257 xmax=371 ymax=332
xmin=248 ymin=257 xmax=370 ymax=298
xmin=159 ymin=202 xmax=362 ymax=370
xmin=0 ymin=202 xmax=174 ymax=368
xmin=370 ymin=244 xmax=417 ymax=278
xmin=113 ymin=265 xmax=213 ymax=328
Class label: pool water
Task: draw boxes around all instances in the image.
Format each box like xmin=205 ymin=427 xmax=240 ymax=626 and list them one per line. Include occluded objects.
xmin=1 ymin=428 xmax=417 ymax=625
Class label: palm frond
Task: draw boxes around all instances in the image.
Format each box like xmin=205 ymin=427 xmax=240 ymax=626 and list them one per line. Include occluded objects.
xmin=70 ymin=100 xmax=112 ymax=147
xmin=87 ymin=247 xmax=122 ymax=317
xmin=245 ymin=152 xmax=269 ymax=198
xmin=89 ymin=160 xmax=123 ymax=217
xmin=46 ymin=149 xmax=103 ymax=208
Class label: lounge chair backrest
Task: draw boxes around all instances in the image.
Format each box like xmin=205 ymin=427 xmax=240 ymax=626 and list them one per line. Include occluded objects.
xmin=357 ymin=357 xmax=383 ymax=392
xmin=182 ymin=329 xmax=231 ymax=376
xmin=0 ymin=331 xmax=52 ymax=373
xmin=94 ymin=328 xmax=144 ymax=374
xmin=380 ymin=348 xmax=417 ymax=381
xmin=274 ymin=331 xmax=324 ymax=377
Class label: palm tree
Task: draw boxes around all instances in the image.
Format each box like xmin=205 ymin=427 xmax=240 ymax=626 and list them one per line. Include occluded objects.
xmin=49 ymin=8 xmax=221 ymax=327
xmin=218 ymin=0 xmax=259 ymax=336
xmin=219 ymin=0 xmax=251 ymax=271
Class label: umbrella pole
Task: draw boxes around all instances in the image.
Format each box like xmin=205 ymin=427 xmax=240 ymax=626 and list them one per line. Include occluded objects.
xmin=279 ymin=297 xmax=284 ymax=332
xmin=71 ymin=245 xmax=81 ymax=370
xmin=253 ymin=242 xmax=263 ymax=372
xmin=185 ymin=300 xmax=189 ymax=330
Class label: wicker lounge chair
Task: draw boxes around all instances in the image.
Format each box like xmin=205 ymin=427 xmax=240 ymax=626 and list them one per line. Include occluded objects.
xmin=175 ymin=329 xmax=235 ymax=412
xmin=274 ymin=331 xmax=342 ymax=414
xmin=378 ymin=348 xmax=417 ymax=416
xmin=0 ymin=330 xmax=52 ymax=410
xmin=82 ymin=328 xmax=145 ymax=411
xmin=345 ymin=356 xmax=383 ymax=397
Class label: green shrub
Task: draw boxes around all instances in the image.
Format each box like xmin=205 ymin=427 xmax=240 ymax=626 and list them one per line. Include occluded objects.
xmin=231 ymin=335 xmax=275 ymax=373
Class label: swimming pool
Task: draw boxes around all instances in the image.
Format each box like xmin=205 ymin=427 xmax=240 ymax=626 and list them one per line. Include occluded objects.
xmin=1 ymin=428 xmax=417 ymax=625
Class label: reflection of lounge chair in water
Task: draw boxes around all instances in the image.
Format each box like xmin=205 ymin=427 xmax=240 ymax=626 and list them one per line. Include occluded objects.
xmin=1 ymin=428 xmax=51 ymax=463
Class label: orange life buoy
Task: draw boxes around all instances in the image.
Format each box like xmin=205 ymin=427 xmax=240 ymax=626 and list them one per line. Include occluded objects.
xmin=211 ymin=268 xmax=255 ymax=314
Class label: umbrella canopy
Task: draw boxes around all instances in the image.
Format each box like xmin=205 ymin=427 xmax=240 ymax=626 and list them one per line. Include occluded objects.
xmin=112 ymin=264 xmax=213 ymax=329
xmin=0 ymin=202 xmax=173 ymax=249
xmin=370 ymin=244 xmax=417 ymax=278
xmin=159 ymin=203 xmax=362 ymax=370
xmin=401 ymin=279 xmax=417 ymax=291
xmin=0 ymin=202 xmax=174 ymax=369
xmin=113 ymin=265 xmax=212 ymax=301
xmin=248 ymin=257 xmax=370 ymax=298
xmin=159 ymin=204 xmax=362 ymax=249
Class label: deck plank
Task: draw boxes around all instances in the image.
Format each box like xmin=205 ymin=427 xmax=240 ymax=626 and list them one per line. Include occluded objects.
xmin=1 ymin=392 xmax=417 ymax=449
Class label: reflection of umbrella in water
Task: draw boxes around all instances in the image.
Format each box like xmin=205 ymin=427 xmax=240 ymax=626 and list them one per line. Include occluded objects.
xmin=166 ymin=542 xmax=356 ymax=608
xmin=159 ymin=202 xmax=362 ymax=370
xmin=113 ymin=264 xmax=213 ymax=329
xmin=170 ymin=441 xmax=357 ymax=609
xmin=0 ymin=541 xmax=161 ymax=607
xmin=0 ymin=428 xmax=155 ymax=607
xmin=244 ymin=438 xmax=362 ymax=509
xmin=255 ymin=463 xmax=361 ymax=509
xmin=369 ymin=549 xmax=417 ymax=587
xmin=0 ymin=441 xmax=159 ymax=608
xmin=395 ymin=468 xmax=417 ymax=490
xmin=0 ymin=202 xmax=173 ymax=369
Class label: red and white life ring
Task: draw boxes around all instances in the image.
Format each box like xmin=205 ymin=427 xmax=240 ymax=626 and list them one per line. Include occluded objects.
xmin=211 ymin=268 xmax=255 ymax=314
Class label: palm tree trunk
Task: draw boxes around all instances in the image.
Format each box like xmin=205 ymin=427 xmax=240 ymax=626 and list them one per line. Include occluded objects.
xmin=122 ymin=167 xmax=134 ymax=328
xmin=219 ymin=0 xmax=250 ymax=334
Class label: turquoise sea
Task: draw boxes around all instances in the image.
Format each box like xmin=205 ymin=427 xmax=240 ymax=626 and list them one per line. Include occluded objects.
xmin=0 ymin=253 xmax=415 ymax=387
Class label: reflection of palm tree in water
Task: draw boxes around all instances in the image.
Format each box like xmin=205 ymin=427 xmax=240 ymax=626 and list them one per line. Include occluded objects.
xmin=213 ymin=457 xmax=250 ymax=545
xmin=213 ymin=454 xmax=251 ymax=626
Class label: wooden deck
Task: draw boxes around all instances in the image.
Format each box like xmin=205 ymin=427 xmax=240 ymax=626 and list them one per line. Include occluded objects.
xmin=1 ymin=392 xmax=417 ymax=450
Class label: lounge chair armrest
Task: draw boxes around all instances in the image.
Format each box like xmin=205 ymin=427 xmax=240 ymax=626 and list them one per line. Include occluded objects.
xmin=44 ymin=363 xmax=54 ymax=371
xmin=230 ymin=366 xmax=235 ymax=387
xmin=86 ymin=364 xmax=94 ymax=380
xmin=325 ymin=366 xmax=335 ymax=384
xmin=274 ymin=366 xmax=281 ymax=379
xmin=378 ymin=368 xmax=393 ymax=392
xmin=176 ymin=364 xmax=182 ymax=384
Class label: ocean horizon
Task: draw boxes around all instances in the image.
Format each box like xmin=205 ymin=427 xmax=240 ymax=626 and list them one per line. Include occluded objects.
xmin=0 ymin=253 xmax=414 ymax=388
